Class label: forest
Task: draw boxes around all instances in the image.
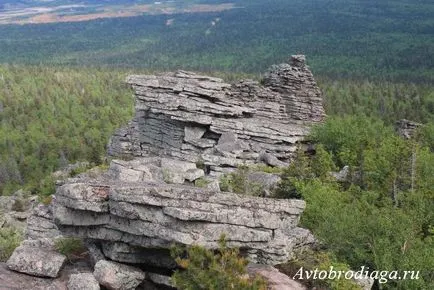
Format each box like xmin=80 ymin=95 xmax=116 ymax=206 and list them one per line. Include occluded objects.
xmin=0 ymin=0 xmax=433 ymax=289
xmin=0 ymin=0 xmax=433 ymax=82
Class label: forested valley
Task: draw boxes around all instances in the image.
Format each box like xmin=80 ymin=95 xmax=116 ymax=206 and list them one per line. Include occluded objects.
xmin=0 ymin=0 xmax=433 ymax=289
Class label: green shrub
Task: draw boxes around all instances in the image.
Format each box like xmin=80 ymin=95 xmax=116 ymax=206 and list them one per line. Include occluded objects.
xmin=195 ymin=177 xmax=210 ymax=188
xmin=35 ymin=176 xmax=56 ymax=198
xmin=0 ymin=227 xmax=22 ymax=262
xmin=278 ymin=249 xmax=361 ymax=290
xmin=171 ymin=237 xmax=267 ymax=290
xmin=55 ymin=237 xmax=86 ymax=261
xmin=69 ymin=163 xmax=92 ymax=177
xmin=274 ymin=144 xmax=335 ymax=199
xmin=218 ymin=166 xmax=266 ymax=196
xmin=252 ymin=164 xmax=283 ymax=174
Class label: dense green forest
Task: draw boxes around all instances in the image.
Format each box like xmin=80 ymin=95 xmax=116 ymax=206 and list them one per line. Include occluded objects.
xmin=0 ymin=0 xmax=433 ymax=82
xmin=276 ymin=117 xmax=434 ymax=289
xmin=0 ymin=65 xmax=135 ymax=195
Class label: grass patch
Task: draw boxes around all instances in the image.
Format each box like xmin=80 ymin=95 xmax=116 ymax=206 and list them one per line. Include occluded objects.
xmin=0 ymin=227 xmax=22 ymax=262
xmin=55 ymin=237 xmax=87 ymax=261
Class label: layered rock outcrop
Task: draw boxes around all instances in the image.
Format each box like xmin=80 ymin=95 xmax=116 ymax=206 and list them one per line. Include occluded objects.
xmin=108 ymin=55 xmax=325 ymax=175
xmin=43 ymin=55 xmax=323 ymax=288
xmin=54 ymin=158 xmax=314 ymax=267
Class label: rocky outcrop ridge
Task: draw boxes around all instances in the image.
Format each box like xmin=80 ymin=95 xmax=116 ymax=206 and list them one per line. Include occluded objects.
xmin=0 ymin=56 xmax=324 ymax=289
xmin=108 ymin=55 xmax=325 ymax=175
xmin=54 ymin=158 xmax=314 ymax=267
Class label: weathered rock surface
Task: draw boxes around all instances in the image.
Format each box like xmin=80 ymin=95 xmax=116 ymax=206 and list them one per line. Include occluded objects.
xmin=0 ymin=189 xmax=36 ymax=232
xmin=6 ymin=239 xmax=66 ymax=278
xmin=94 ymin=260 xmax=145 ymax=290
xmin=108 ymin=55 xmax=325 ymax=173
xmin=395 ymin=119 xmax=422 ymax=139
xmin=101 ymin=241 xmax=175 ymax=268
xmin=67 ymin=273 xmax=100 ymax=290
xmin=84 ymin=240 xmax=106 ymax=267
xmin=0 ymin=261 xmax=92 ymax=290
xmin=25 ymin=203 xmax=62 ymax=240
xmin=247 ymin=264 xmax=306 ymax=290
xmin=53 ymin=158 xmax=314 ymax=267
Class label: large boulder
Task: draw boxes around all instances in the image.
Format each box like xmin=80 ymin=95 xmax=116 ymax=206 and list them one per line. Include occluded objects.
xmin=6 ymin=239 xmax=66 ymax=278
xmin=93 ymin=260 xmax=145 ymax=290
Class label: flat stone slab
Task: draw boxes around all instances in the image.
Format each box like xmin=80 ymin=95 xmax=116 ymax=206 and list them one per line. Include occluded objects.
xmin=7 ymin=241 xmax=66 ymax=278
xmin=0 ymin=260 xmax=92 ymax=290
xmin=94 ymin=260 xmax=145 ymax=290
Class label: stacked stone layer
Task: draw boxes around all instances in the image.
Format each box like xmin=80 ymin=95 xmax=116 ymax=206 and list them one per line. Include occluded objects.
xmin=108 ymin=55 xmax=325 ymax=174
xmin=54 ymin=160 xmax=313 ymax=266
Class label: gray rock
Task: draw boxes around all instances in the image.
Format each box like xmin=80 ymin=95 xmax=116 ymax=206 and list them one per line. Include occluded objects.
xmin=355 ymin=276 xmax=375 ymax=290
xmin=93 ymin=260 xmax=145 ymax=290
xmin=161 ymin=158 xmax=197 ymax=184
xmin=395 ymin=119 xmax=422 ymax=139
xmin=54 ymin=175 xmax=308 ymax=265
xmin=147 ymin=272 xmax=172 ymax=288
xmin=56 ymin=183 xmax=110 ymax=212
xmin=0 ymin=262 xmax=91 ymax=290
xmin=259 ymin=152 xmax=289 ymax=168
xmin=247 ymin=172 xmax=281 ymax=197
xmin=67 ymin=273 xmax=100 ymax=290
xmin=247 ymin=264 xmax=306 ymax=290
xmin=184 ymin=126 xmax=206 ymax=142
xmin=109 ymin=160 xmax=150 ymax=182
xmin=0 ymin=189 xmax=32 ymax=213
xmin=216 ymin=132 xmax=248 ymax=154
xmin=7 ymin=240 xmax=66 ymax=278
xmin=101 ymin=241 xmax=176 ymax=268
xmin=205 ymin=179 xmax=220 ymax=192
xmin=52 ymin=56 xmax=322 ymax=272
xmin=109 ymin=55 xmax=325 ymax=173
xmin=2 ymin=211 xmax=29 ymax=230
xmin=84 ymin=240 xmax=105 ymax=267
xmin=331 ymin=165 xmax=350 ymax=182
xmin=184 ymin=168 xmax=205 ymax=182
xmin=25 ymin=203 xmax=61 ymax=241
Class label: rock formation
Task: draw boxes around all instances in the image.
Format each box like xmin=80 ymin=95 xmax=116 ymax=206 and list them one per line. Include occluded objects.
xmin=54 ymin=158 xmax=314 ymax=266
xmin=395 ymin=119 xmax=422 ymax=139
xmin=5 ymin=55 xmax=324 ymax=289
xmin=108 ymin=55 xmax=325 ymax=176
